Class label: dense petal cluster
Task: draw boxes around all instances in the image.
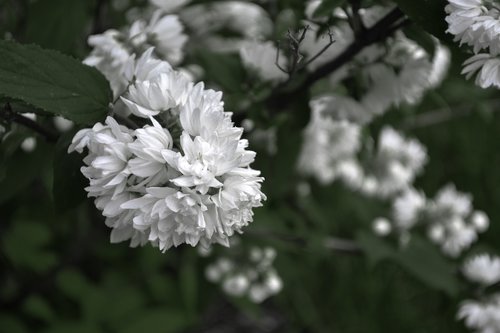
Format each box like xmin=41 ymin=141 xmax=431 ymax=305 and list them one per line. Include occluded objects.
xmin=84 ymin=7 xmax=187 ymax=97
xmin=381 ymin=184 xmax=488 ymax=256
xmin=446 ymin=0 xmax=500 ymax=88
xmin=206 ymin=246 xmax=283 ymax=303
xmin=298 ymin=100 xmax=361 ymax=185
xmin=71 ymin=52 xmax=265 ymax=251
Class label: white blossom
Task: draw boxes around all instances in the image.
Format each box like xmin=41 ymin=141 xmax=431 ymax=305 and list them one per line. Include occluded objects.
xmin=372 ymin=217 xmax=392 ymax=236
xmin=463 ymin=253 xmax=500 ymax=286
xmin=70 ymin=53 xmax=265 ymax=251
xmin=462 ymin=53 xmax=500 ymax=89
xmin=205 ymin=246 xmax=282 ymax=303
xmin=298 ymin=102 xmax=362 ymax=184
xmin=458 ymin=294 xmax=500 ymax=333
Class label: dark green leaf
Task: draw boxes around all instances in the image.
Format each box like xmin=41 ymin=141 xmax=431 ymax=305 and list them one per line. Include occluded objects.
xmin=394 ymin=236 xmax=460 ymax=297
xmin=356 ymin=231 xmax=396 ymax=267
xmin=0 ymin=40 xmax=112 ymax=124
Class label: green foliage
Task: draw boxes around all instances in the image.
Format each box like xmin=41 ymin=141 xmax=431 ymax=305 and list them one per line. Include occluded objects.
xmin=0 ymin=40 xmax=111 ymax=124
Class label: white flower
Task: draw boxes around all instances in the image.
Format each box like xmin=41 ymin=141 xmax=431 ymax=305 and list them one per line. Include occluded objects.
xmin=83 ymin=30 xmax=134 ymax=98
xmin=439 ymin=218 xmax=477 ymax=257
xmin=471 ymin=210 xmax=490 ymax=232
xmin=53 ymin=116 xmax=74 ymax=132
xmin=392 ymin=188 xmax=426 ymax=230
xmin=298 ymin=105 xmax=362 ymax=184
xmin=462 ymin=53 xmax=500 ymax=89
xmin=144 ymin=11 xmax=188 ymax=65
xmin=372 ymin=217 xmax=392 ymax=236
xmin=463 ymin=253 xmax=500 ymax=286
xmin=240 ymin=40 xmax=288 ymax=82
xmin=206 ymin=246 xmax=282 ymax=303
xmin=458 ymin=294 xmax=500 ymax=333
xmin=366 ymin=127 xmax=427 ymax=197
xmin=433 ymin=184 xmax=472 ymax=218
xmin=71 ymin=53 xmax=265 ymax=251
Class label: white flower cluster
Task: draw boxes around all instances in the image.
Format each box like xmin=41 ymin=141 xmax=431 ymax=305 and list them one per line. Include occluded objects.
xmin=446 ymin=0 xmax=500 ymax=88
xmin=181 ymin=1 xmax=272 ymax=53
xmin=375 ymin=184 xmax=489 ymax=256
xmin=458 ymin=294 xmax=500 ymax=333
xmin=458 ymin=253 xmax=500 ymax=332
xmin=205 ymin=246 xmax=283 ymax=303
xmin=358 ymin=127 xmax=427 ymax=198
xmin=70 ymin=51 xmax=266 ymax=251
xmin=295 ymin=7 xmax=448 ymax=187
xmin=84 ymin=0 xmax=188 ymax=97
xmin=299 ymin=119 xmax=427 ymax=198
xmin=298 ymin=101 xmax=361 ymax=185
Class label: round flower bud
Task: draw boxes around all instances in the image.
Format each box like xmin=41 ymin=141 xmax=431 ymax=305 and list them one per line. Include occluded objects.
xmin=372 ymin=217 xmax=392 ymax=236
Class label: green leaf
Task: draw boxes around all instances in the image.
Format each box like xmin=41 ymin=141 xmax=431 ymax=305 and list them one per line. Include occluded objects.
xmin=393 ymin=0 xmax=452 ymax=43
xmin=0 ymin=40 xmax=112 ymax=124
xmin=313 ymin=0 xmax=346 ymax=19
xmin=53 ymin=130 xmax=88 ymax=212
xmin=356 ymin=231 xmax=396 ymax=267
xmin=394 ymin=236 xmax=460 ymax=297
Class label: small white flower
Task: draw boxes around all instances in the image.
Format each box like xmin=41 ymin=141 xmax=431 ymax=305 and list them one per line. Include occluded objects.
xmin=463 ymin=253 xmax=500 ymax=286
xmin=53 ymin=116 xmax=74 ymax=132
xmin=471 ymin=210 xmax=490 ymax=232
xmin=392 ymin=188 xmax=426 ymax=230
xmin=372 ymin=217 xmax=392 ymax=236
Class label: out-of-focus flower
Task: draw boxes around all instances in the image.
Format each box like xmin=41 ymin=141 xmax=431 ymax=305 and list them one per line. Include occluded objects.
xmin=463 ymin=253 xmax=500 ymax=286
xmin=458 ymin=294 xmax=500 ymax=332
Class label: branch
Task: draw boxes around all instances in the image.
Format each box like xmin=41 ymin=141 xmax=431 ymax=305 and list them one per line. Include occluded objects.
xmin=0 ymin=103 xmax=59 ymax=143
xmin=266 ymin=7 xmax=407 ymax=110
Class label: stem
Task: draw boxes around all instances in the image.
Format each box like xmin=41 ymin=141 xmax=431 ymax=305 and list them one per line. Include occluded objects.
xmin=0 ymin=103 xmax=59 ymax=143
xmin=266 ymin=7 xmax=407 ymax=110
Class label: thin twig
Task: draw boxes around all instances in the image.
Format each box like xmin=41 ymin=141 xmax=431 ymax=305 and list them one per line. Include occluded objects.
xmin=0 ymin=103 xmax=59 ymax=142
xmin=265 ymin=7 xmax=407 ymax=110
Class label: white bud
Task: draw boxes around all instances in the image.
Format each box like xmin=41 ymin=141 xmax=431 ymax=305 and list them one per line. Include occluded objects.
xmin=217 ymin=258 xmax=234 ymax=274
xmin=249 ymin=247 xmax=263 ymax=262
xmin=372 ymin=217 xmax=392 ymax=236
xmin=222 ymin=274 xmax=249 ymax=296
xmin=361 ymin=177 xmax=378 ymax=195
xmin=428 ymin=224 xmax=445 ymax=243
xmin=21 ymin=137 xmax=36 ymax=152
xmin=241 ymin=119 xmax=255 ymax=132
xmin=265 ymin=271 xmax=283 ymax=294
xmin=54 ymin=116 xmax=74 ymax=132
xmin=205 ymin=265 xmax=222 ymax=282
xmin=471 ymin=211 xmax=489 ymax=233
xmin=248 ymin=284 xmax=268 ymax=303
